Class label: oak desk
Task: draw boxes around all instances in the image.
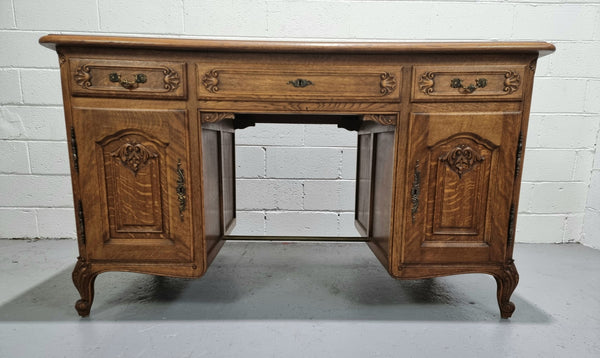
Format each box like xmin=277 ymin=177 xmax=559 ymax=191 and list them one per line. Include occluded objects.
xmin=39 ymin=35 xmax=554 ymax=318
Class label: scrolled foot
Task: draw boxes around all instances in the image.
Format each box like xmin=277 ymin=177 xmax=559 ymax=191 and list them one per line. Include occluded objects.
xmin=75 ymin=299 xmax=92 ymax=317
xmin=72 ymin=257 xmax=98 ymax=317
xmin=493 ymin=260 xmax=519 ymax=319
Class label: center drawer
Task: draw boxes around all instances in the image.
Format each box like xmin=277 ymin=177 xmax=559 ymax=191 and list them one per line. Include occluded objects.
xmin=196 ymin=62 xmax=402 ymax=101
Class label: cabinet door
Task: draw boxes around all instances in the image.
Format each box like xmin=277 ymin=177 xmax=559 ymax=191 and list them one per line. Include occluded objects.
xmin=405 ymin=111 xmax=520 ymax=264
xmin=73 ymin=108 xmax=192 ymax=262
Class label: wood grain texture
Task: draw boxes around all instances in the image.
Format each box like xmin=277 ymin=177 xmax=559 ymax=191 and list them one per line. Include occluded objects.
xmin=73 ymin=108 xmax=193 ymax=262
xmin=404 ymin=110 xmax=520 ymax=264
xmin=42 ymin=34 xmax=553 ymax=318
xmin=39 ymin=34 xmax=555 ymax=56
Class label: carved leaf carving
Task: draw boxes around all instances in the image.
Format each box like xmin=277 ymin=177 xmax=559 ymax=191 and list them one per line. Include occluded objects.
xmin=111 ymin=141 xmax=158 ymax=174
xmin=162 ymin=67 xmax=181 ymax=91
xmin=202 ymin=69 xmax=219 ymax=93
xmin=363 ymin=114 xmax=396 ymax=126
xmin=503 ymin=71 xmax=521 ymax=94
xmin=439 ymin=144 xmax=484 ymax=178
xmin=418 ymin=72 xmax=435 ymax=94
xmin=379 ymin=72 xmax=397 ymax=96
xmin=201 ymin=112 xmax=235 ymax=123
xmin=74 ymin=65 xmax=92 ymax=89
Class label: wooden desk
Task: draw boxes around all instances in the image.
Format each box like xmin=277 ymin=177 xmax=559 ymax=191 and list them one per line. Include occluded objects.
xmin=39 ymin=35 xmax=554 ymax=318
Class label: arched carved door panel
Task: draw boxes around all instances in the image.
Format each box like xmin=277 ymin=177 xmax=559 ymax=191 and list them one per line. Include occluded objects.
xmin=405 ymin=111 xmax=521 ymax=264
xmin=73 ymin=108 xmax=192 ymax=262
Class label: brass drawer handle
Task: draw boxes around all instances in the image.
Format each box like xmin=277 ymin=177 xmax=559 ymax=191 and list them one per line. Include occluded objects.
xmin=109 ymin=72 xmax=147 ymax=89
xmin=450 ymin=77 xmax=487 ymax=94
xmin=287 ymin=78 xmax=313 ymax=88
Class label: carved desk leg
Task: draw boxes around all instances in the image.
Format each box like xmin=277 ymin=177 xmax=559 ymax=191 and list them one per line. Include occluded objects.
xmin=493 ymin=260 xmax=519 ymax=319
xmin=72 ymin=257 xmax=99 ymax=317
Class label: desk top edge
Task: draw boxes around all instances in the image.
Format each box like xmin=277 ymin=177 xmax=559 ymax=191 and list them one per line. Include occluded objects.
xmin=39 ymin=34 xmax=555 ymax=57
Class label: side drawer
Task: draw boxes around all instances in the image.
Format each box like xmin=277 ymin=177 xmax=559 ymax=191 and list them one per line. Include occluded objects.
xmin=69 ymin=58 xmax=187 ymax=99
xmin=197 ymin=63 xmax=402 ymax=101
xmin=412 ymin=65 xmax=525 ymax=102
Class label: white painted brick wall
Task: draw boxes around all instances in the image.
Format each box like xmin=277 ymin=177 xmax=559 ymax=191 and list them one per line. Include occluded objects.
xmin=230 ymin=124 xmax=360 ymax=237
xmin=0 ymin=0 xmax=598 ymax=248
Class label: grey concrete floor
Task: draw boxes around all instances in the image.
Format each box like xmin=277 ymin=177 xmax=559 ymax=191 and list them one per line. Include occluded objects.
xmin=0 ymin=240 xmax=598 ymax=357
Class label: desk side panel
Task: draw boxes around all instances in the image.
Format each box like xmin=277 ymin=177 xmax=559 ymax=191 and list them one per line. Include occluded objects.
xmin=201 ymin=127 xmax=224 ymax=264
xmin=369 ymin=129 xmax=395 ymax=264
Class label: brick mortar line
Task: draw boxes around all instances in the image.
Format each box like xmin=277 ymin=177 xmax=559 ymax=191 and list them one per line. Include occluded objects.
xmin=0 ymin=104 xmax=63 ymax=108
xmin=0 ymin=174 xmax=70 ymax=177
xmin=236 ymin=178 xmax=355 ymax=181
xmin=524 ymin=147 xmax=597 ymax=150
xmin=236 ymin=177 xmax=356 ymax=180
xmin=3 ymin=21 xmax=600 ymax=35
xmin=237 ymin=145 xmax=357 ymax=149
xmin=0 ymin=206 xmax=74 ymax=209
xmin=0 ymin=140 xmax=67 ymax=143
xmin=241 ymin=209 xmax=355 ymax=213
xmin=520 ymin=180 xmax=588 ymax=184
xmin=518 ymin=213 xmax=587 ymax=216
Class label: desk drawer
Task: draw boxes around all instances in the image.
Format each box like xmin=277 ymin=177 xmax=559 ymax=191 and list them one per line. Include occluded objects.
xmin=69 ymin=58 xmax=187 ymax=99
xmin=197 ymin=63 xmax=401 ymax=101
xmin=412 ymin=65 xmax=525 ymax=102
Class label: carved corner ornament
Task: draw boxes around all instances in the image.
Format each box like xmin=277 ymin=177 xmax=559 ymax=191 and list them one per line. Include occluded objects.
xmin=528 ymin=59 xmax=537 ymax=72
xmin=74 ymin=65 xmax=92 ymax=89
xmin=439 ymin=144 xmax=484 ymax=178
xmin=418 ymin=72 xmax=435 ymax=94
xmin=201 ymin=112 xmax=235 ymax=123
xmin=57 ymin=51 xmax=66 ymax=67
xmin=202 ymin=69 xmax=219 ymax=93
xmin=111 ymin=141 xmax=158 ymax=175
xmin=72 ymin=257 xmax=98 ymax=317
xmin=363 ymin=114 xmax=396 ymax=126
xmin=503 ymin=71 xmax=521 ymax=94
xmin=162 ymin=67 xmax=181 ymax=91
xmin=379 ymin=72 xmax=397 ymax=96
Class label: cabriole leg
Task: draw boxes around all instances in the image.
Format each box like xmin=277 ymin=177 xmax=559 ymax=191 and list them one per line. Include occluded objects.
xmin=493 ymin=260 xmax=519 ymax=319
xmin=72 ymin=257 xmax=99 ymax=317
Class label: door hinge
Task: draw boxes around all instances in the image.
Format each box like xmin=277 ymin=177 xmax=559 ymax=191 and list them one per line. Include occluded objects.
xmin=70 ymin=126 xmax=79 ymax=173
xmin=77 ymin=200 xmax=86 ymax=245
xmin=514 ymin=131 xmax=523 ymax=179
xmin=507 ymin=204 xmax=515 ymax=247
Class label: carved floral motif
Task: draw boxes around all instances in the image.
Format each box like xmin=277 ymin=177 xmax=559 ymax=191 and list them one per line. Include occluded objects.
xmin=379 ymin=72 xmax=397 ymax=96
xmin=202 ymin=69 xmax=219 ymax=93
xmin=74 ymin=65 xmax=92 ymax=89
xmin=503 ymin=71 xmax=521 ymax=94
xmin=111 ymin=141 xmax=158 ymax=174
xmin=439 ymin=144 xmax=484 ymax=178
xmin=418 ymin=72 xmax=435 ymax=94
xmin=201 ymin=112 xmax=235 ymax=123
